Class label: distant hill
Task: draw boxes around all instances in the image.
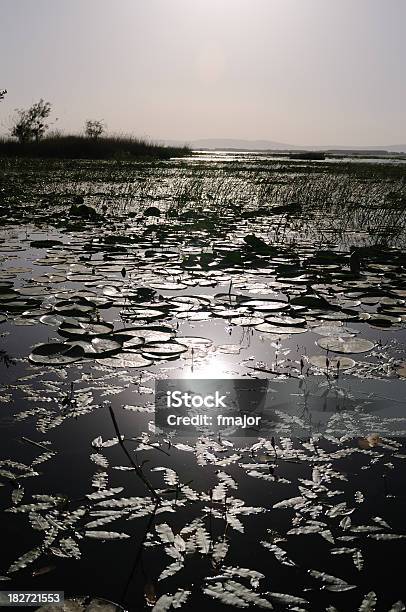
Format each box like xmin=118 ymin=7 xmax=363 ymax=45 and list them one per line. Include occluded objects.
xmin=163 ymin=138 xmax=406 ymax=154
xmin=164 ymin=138 xmax=297 ymax=151
xmin=384 ymin=144 xmax=406 ymax=153
xmin=188 ymin=138 xmax=298 ymax=151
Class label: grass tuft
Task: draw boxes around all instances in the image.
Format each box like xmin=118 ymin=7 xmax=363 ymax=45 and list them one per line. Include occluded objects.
xmin=0 ymin=134 xmax=190 ymax=160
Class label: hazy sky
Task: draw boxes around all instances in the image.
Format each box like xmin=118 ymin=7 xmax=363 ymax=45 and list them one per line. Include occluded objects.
xmin=1 ymin=0 xmax=405 ymax=145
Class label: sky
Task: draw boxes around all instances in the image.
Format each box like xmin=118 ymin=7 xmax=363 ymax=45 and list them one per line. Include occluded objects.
xmin=0 ymin=0 xmax=405 ymax=146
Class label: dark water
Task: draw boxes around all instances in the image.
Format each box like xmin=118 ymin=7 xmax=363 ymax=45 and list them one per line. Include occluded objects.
xmin=0 ymin=154 xmax=406 ymax=611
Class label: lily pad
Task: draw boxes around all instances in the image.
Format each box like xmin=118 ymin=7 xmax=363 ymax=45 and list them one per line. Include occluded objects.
xmin=114 ymin=327 xmax=173 ymax=344
xmin=317 ymin=337 xmax=375 ymax=354
xmin=241 ymin=299 xmax=289 ymax=312
xmin=40 ymin=314 xmax=64 ymax=326
xmin=264 ymin=315 xmax=307 ymax=327
xmin=36 ymin=596 xmax=125 ymax=611
xmin=59 ymin=321 xmax=114 ymax=338
xmin=120 ymin=337 xmax=145 ymax=350
xmin=149 ymin=282 xmax=188 ymax=290
xmin=311 ymin=325 xmax=359 ymax=337
xmin=255 ymin=323 xmax=307 ymax=334
xmin=97 ymin=353 xmax=153 ymax=368
xmin=0 ymin=292 xmax=20 ymax=302
xmin=16 ymin=286 xmax=49 ymax=297
xmin=176 ymin=311 xmax=212 ymax=320
xmin=216 ymin=344 xmax=241 ymax=354
xmin=31 ymin=273 xmax=67 ymax=283
xmin=396 ymin=363 xmax=406 ymax=378
xmin=230 ymin=316 xmax=264 ymax=326
xmin=54 ymin=303 xmax=94 ymax=317
xmin=368 ymin=314 xmax=401 ymax=328
xmin=309 ymin=355 xmax=356 ymax=370
xmin=213 ymin=308 xmax=249 ymax=318
xmin=0 ymin=282 xmax=14 ymax=292
xmin=30 ymin=239 xmax=63 ymax=248
xmin=29 ymin=342 xmax=85 ymax=365
xmin=72 ymin=338 xmax=122 ymax=356
xmin=127 ymin=309 xmax=167 ymax=320
xmin=141 ymin=342 xmax=188 ymax=356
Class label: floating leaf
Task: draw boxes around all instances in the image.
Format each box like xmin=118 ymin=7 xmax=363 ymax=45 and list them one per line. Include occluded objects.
xmin=29 ymin=342 xmax=84 ymax=365
xmin=309 ymin=569 xmax=356 ymax=592
xmin=353 ymin=550 xmax=364 ymax=571
xmin=196 ymin=527 xmax=211 ymax=554
xmin=90 ymin=453 xmax=109 ymax=468
xmin=59 ymin=321 xmax=114 ymax=337
xmin=142 ymin=342 xmax=188 ymax=357
xmin=359 ymin=592 xmax=377 ymax=611
xmin=158 ymin=561 xmax=183 ymax=581
xmin=97 ymin=353 xmax=153 ymax=368
xmin=212 ymin=541 xmax=229 ymax=564
xmin=8 ymin=547 xmax=42 ymax=573
xmin=317 ymin=337 xmax=375 ymax=354
xmin=152 ymin=589 xmax=191 ymax=611
xmin=256 ymin=323 xmax=307 ymax=334
xmin=156 ymin=523 xmax=175 ymax=544
xmin=203 ymin=582 xmax=249 ymax=608
xmin=309 ymin=355 xmax=356 ymax=370
xmin=86 ymin=487 xmax=123 ymax=500
xmin=368 ymin=533 xmax=406 ymax=540
xmin=269 ymin=592 xmax=308 ymax=605
xmin=204 ymin=580 xmax=273 ymax=609
xmin=11 ymin=487 xmax=24 ymax=505
xmin=84 ymin=531 xmax=130 ymax=540
xmin=388 ymin=602 xmax=405 ymax=612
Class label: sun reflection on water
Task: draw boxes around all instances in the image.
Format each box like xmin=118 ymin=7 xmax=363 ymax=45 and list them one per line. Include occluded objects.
xmin=181 ymin=354 xmax=233 ymax=380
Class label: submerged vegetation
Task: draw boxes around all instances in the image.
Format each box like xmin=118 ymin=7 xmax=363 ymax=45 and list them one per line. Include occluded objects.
xmin=0 ymin=152 xmax=406 ymax=611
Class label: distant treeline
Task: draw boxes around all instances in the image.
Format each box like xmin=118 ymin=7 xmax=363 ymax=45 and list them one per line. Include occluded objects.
xmin=0 ymin=94 xmax=190 ymax=159
xmin=0 ymin=134 xmax=190 ymax=160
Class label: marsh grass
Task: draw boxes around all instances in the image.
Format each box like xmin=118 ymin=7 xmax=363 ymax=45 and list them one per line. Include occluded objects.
xmin=0 ymin=134 xmax=190 ymax=160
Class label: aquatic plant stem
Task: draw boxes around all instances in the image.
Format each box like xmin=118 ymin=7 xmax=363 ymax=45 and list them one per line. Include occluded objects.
xmin=108 ymin=405 xmax=161 ymax=502
xmin=121 ymin=498 xmax=160 ymax=605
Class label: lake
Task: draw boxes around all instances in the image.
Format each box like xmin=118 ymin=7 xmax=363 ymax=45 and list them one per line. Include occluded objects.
xmin=0 ymin=152 xmax=405 ymax=611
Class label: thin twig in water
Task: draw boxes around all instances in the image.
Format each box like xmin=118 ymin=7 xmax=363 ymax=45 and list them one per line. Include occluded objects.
xmin=108 ymin=405 xmax=161 ymax=502
xmin=121 ymin=498 xmax=160 ymax=604
xmin=21 ymin=437 xmax=52 ymax=452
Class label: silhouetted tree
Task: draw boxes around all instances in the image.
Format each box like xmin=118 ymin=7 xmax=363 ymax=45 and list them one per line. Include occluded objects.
xmin=11 ymin=99 xmax=52 ymax=143
xmin=85 ymin=119 xmax=105 ymax=139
